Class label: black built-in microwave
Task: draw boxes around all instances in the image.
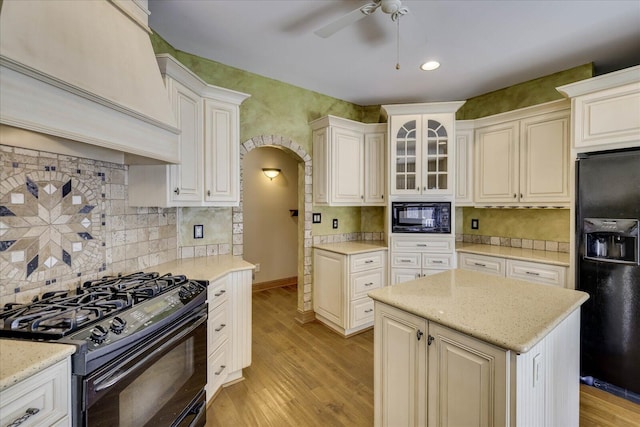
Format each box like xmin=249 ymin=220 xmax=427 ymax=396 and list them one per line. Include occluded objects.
xmin=392 ymin=202 xmax=451 ymax=233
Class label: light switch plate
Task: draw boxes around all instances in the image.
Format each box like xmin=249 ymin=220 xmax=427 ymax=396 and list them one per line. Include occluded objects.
xmin=471 ymin=219 xmax=479 ymax=230
xmin=312 ymin=213 xmax=321 ymax=224
xmin=194 ymin=224 xmax=204 ymax=239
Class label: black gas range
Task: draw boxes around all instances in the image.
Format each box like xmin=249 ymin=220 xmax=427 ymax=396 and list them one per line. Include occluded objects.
xmin=0 ymin=272 xmax=208 ymax=427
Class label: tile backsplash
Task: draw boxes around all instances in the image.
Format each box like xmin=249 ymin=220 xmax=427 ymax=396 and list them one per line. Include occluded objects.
xmin=0 ymin=145 xmax=177 ymax=306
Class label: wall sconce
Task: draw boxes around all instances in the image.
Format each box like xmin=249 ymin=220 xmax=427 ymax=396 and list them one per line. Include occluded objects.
xmin=262 ymin=168 xmax=281 ymax=180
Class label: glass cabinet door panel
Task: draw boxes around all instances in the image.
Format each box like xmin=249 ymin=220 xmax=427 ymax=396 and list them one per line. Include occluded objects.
xmin=424 ymin=119 xmax=449 ymax=190
xmin=395 ymin=120 xmax=418 ymax=191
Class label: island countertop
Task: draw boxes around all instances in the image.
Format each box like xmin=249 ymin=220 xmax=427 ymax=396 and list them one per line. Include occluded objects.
xmin=368 ymin=269 xmax=589 ymax=353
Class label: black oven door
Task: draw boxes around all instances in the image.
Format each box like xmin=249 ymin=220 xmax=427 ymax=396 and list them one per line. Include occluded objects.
xmin=83 ymin=308 xmax=207 ymax=427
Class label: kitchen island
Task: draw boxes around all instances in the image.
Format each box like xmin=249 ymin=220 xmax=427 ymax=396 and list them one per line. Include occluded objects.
xmin=368 ymin=269 xmax=589 ymax=427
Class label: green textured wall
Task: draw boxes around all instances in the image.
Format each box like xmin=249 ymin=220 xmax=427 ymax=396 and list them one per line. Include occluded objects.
xmin=150 ymin=32 xmax=385 ymax=236
xmin=462 ymin=208 xmax=570 ymax=242
xmin=456 ymin=63 xmax=593 ymax=120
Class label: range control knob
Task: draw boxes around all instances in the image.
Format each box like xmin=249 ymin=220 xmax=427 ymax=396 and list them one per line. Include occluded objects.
xmin=178 ymin=285 xmax=192 ymax=300
xmin=110 ymin=316 xmax=126 ymax=334
xmin=90 ymin=325 xmax=109 ymax=343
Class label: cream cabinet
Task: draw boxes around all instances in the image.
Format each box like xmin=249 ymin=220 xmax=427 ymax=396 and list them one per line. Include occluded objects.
xmin=374 ymin=301 xmax=580 ymax=427
xmin=458 ymin=251 xmax=567 ymax=287
xmin=0 ymin=358 xmax=71 ymax=427
xmin=454 ymin=121 xmax=474 ymax=206
xmin=383 ymin=102 xmax=465 ymax=197
xmin=474 ymin=102 xmax=570 ymax=206
xmin=557 ymin=65 xmax=640 ymax=152
xmin=310 ymin=115 xmax=386 ymax=206
xmin=206 ymin=269 xmax=252 ymax=402
xmin=374 ymin=303 xmax=506 ymax=427
xmin=129 ymin=54 xmax=250 ymax=207
xmin=390 ymin=235 xmax=455 ymax=285
xmin=313 ymin=248 xmax=386 ymax=336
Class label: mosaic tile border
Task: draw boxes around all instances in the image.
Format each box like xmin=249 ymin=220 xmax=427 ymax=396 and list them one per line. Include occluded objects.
xmin=457 ymin=233 xmax=570 ymax=253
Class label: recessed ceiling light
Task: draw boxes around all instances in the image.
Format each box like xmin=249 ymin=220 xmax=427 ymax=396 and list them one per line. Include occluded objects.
xmin=420 ymin=61 xmax=440 ymax=71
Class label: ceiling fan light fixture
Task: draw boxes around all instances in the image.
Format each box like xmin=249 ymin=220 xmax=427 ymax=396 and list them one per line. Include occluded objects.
xmin=381 ymin=0 xmax=402 ymax=14
xmin=420 ymin=61 xmax=441 ymax=71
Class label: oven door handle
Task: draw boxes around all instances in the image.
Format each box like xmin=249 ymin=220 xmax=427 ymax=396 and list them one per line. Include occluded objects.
xmin=93 ymin=310 xmax=207 ymax=393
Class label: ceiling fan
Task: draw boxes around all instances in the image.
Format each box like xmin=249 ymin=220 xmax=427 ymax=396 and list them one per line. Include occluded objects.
xmin=314 ymin=0 xmax=410 ymax=38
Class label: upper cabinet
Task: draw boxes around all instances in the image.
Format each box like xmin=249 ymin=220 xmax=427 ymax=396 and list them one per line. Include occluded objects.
xmin=455 ymin=121 xmax=474 ymax=206
xmin=383 ymin=102 xmax=465 ymax=198
xmin=473 ymin=101 xmax=571 ymax=207
xmin=128 ymin=54 xmax=250 ymax=207
xmin=310 ymin=116 xmax=386 ymax=206
xmin=557 ymin=65 xmax=640 ymax=152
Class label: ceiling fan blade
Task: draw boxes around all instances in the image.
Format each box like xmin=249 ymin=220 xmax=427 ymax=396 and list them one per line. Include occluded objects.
xmin=314 ymin=5 xmax=373 ymax=38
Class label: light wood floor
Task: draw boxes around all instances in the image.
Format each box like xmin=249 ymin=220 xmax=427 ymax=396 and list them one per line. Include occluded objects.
xmin=207 ymin=285 xmax=640 ymax=426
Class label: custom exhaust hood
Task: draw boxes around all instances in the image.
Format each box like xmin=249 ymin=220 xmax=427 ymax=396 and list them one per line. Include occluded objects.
xmin=0 ymin=0 xmax=180 ymax=164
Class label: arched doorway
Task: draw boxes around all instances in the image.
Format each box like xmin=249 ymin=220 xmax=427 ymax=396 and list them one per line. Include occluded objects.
xmin=235 ymin=135 xmax=314 ymax=323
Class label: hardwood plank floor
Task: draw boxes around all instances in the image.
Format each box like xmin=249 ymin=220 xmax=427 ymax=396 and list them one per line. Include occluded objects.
xmin=207 ymin=285 xmax=640 ymax=426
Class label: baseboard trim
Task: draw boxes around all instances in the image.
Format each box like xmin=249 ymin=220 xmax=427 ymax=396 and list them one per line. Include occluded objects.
xmin=295 ymin=309 xmax=316 ymax=324
xmin=252 ymin=276 xmax=297 ymax=293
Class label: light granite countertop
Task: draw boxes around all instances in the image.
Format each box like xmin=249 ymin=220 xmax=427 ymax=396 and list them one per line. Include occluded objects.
xmin=313 ymin=241 xmax=388 ymax=255
xmin=150 ymin=254 xmax=255 ymax=281
xmin=456 ymin=242 xmax=570 ymax=267
xmin=368 ymin=269 xmax=588 ymax=353
xmin=0 ymin=339 xmax=75 ymax=391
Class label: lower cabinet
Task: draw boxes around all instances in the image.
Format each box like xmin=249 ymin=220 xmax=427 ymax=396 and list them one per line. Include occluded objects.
xmin=313 ymin=248 xmax=386 ymax=336
xmin=458 ymin=252 xmax=567 ymax=287
xmin=374 ymin=302 xmax=581 ymax=427
xmin=0 ymin=358 xmax=71 ymax=427
xmin=391 ymin=236 xmax=455 ymax=285
xmin=206 ymin=269 xmax=252 ymax=402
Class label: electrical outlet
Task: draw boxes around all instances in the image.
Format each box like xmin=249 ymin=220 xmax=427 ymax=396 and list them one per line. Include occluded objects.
xmin=332 ymin=219 xmax=338 ymax=229
xmin=471 ymin=219 xmax=479 ymax=230
xmin=255 ymin=263 xmax=261 ymax=272
xmin=193 ymin=224 xmax=204 ymax=239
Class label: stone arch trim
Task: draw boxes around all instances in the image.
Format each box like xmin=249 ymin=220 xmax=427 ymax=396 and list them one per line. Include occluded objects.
xmin=236 ymin=135 xmax=313 ymax=315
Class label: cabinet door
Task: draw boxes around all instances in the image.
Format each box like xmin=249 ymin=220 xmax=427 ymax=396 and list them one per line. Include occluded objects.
xmin=169 ymin=79 xmax=203 ymax=203
xmin=313 ymin=249 xmax=345 ymax=326
xmin=364 ymin=131 xmax=386 ymax=204
xmin=475 ymin=121 xmax=519 ymax=204
xmin=391 ymin=115 xmax=422 ymax=195
xmin=519 ymin=111 xmax=570 ymax=204
xmin=375 ymin=303 xmax=427 ymax=427
xmin=427 ymin=323 xmax=507 ymax=427
xmin=331 ymin=126 xmax=364 ymax=204
xmin=422 ymin=116 xmax=453 ymax=195
xmin=203 ymin=98 xmax=239 ymax=205
xmin=455 ymin=124 xmax=474 ymax=205
xmin=391 ymin=268 xmax=421 ymax=285
xmin=312 ymin=127 xmax=330 ymax=204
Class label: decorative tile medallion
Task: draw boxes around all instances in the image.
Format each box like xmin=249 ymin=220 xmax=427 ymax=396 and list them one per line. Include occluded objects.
xmin=0 ymin=168 xmax=103 ymax=285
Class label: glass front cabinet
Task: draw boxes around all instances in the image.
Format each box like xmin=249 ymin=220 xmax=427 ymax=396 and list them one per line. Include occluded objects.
xmin=389 ymin=112 xmax=457 ymax=196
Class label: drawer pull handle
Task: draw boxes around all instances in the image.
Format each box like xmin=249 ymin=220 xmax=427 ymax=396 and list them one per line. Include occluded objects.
xmin=364 ymin=260 xmax=374 ymax=264
xmin=215 ymin=323 xmax=227 ymax=332
xmin=7 ymin=408 xmax=40 ymax=427
xmin=400 ymin=259 xmax=412 ymax=263
xmin=214 ymin=365 xmax=227 ymax=376
xmin=364 ymin=282 xmax=374 ymax=286
xmin=474 ymin=262 xmax=487 ymax=267
xmin=214 ymin=290 xmax=226 ymax=297
xmin=364 ymin=308 xmax=373 ymax=313
xmin=432 ymin=260 xmax=443 ymax=264
xmin=525 ymin=271 xmax=540 ymax=276
xmin=416 ymin=244 xmax=427 ymax=247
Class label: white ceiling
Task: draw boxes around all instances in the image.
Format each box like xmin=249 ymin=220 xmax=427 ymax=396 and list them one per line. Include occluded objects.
xmin=148 ymin=0 xmax=640 ymax=106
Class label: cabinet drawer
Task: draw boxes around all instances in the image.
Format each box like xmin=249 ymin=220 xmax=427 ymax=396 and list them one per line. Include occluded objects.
xmin=0 ymin=358 xmax=70 ymax=427
xmin=458 ymin=253 xmax=505 ymax=276
xmin=392 ymin=236 xmax=453 ymax=252
xmin=422 ymin=253 xmax=453 ymax=269
xmin=391 ymin=252 xmax=421 ymax=268
xmin=350 ymin=250 xmax=385 ymax=272
xmin=351 ymin=269 xmax=384 ymax=299
xmin=350 ymin=297 xmax=375 ymax=328
xmin=208 ymin=276 xmax=229 ymax=309
xmin=208 ymin=302 xmax=230 ymax=355
xmin=207 ymin=341 xmax=229 ymax=402
xmin=506 ymin=259 xmax=566 ymax=287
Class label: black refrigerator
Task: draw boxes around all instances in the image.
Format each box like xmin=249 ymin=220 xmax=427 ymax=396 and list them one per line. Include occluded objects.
xmin=576 ymin=147 xmax=640 ymax=403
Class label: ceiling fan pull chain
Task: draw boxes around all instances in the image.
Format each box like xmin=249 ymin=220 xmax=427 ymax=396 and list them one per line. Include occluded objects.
xmin=396 ymin=18 xmax=400 ymax=70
